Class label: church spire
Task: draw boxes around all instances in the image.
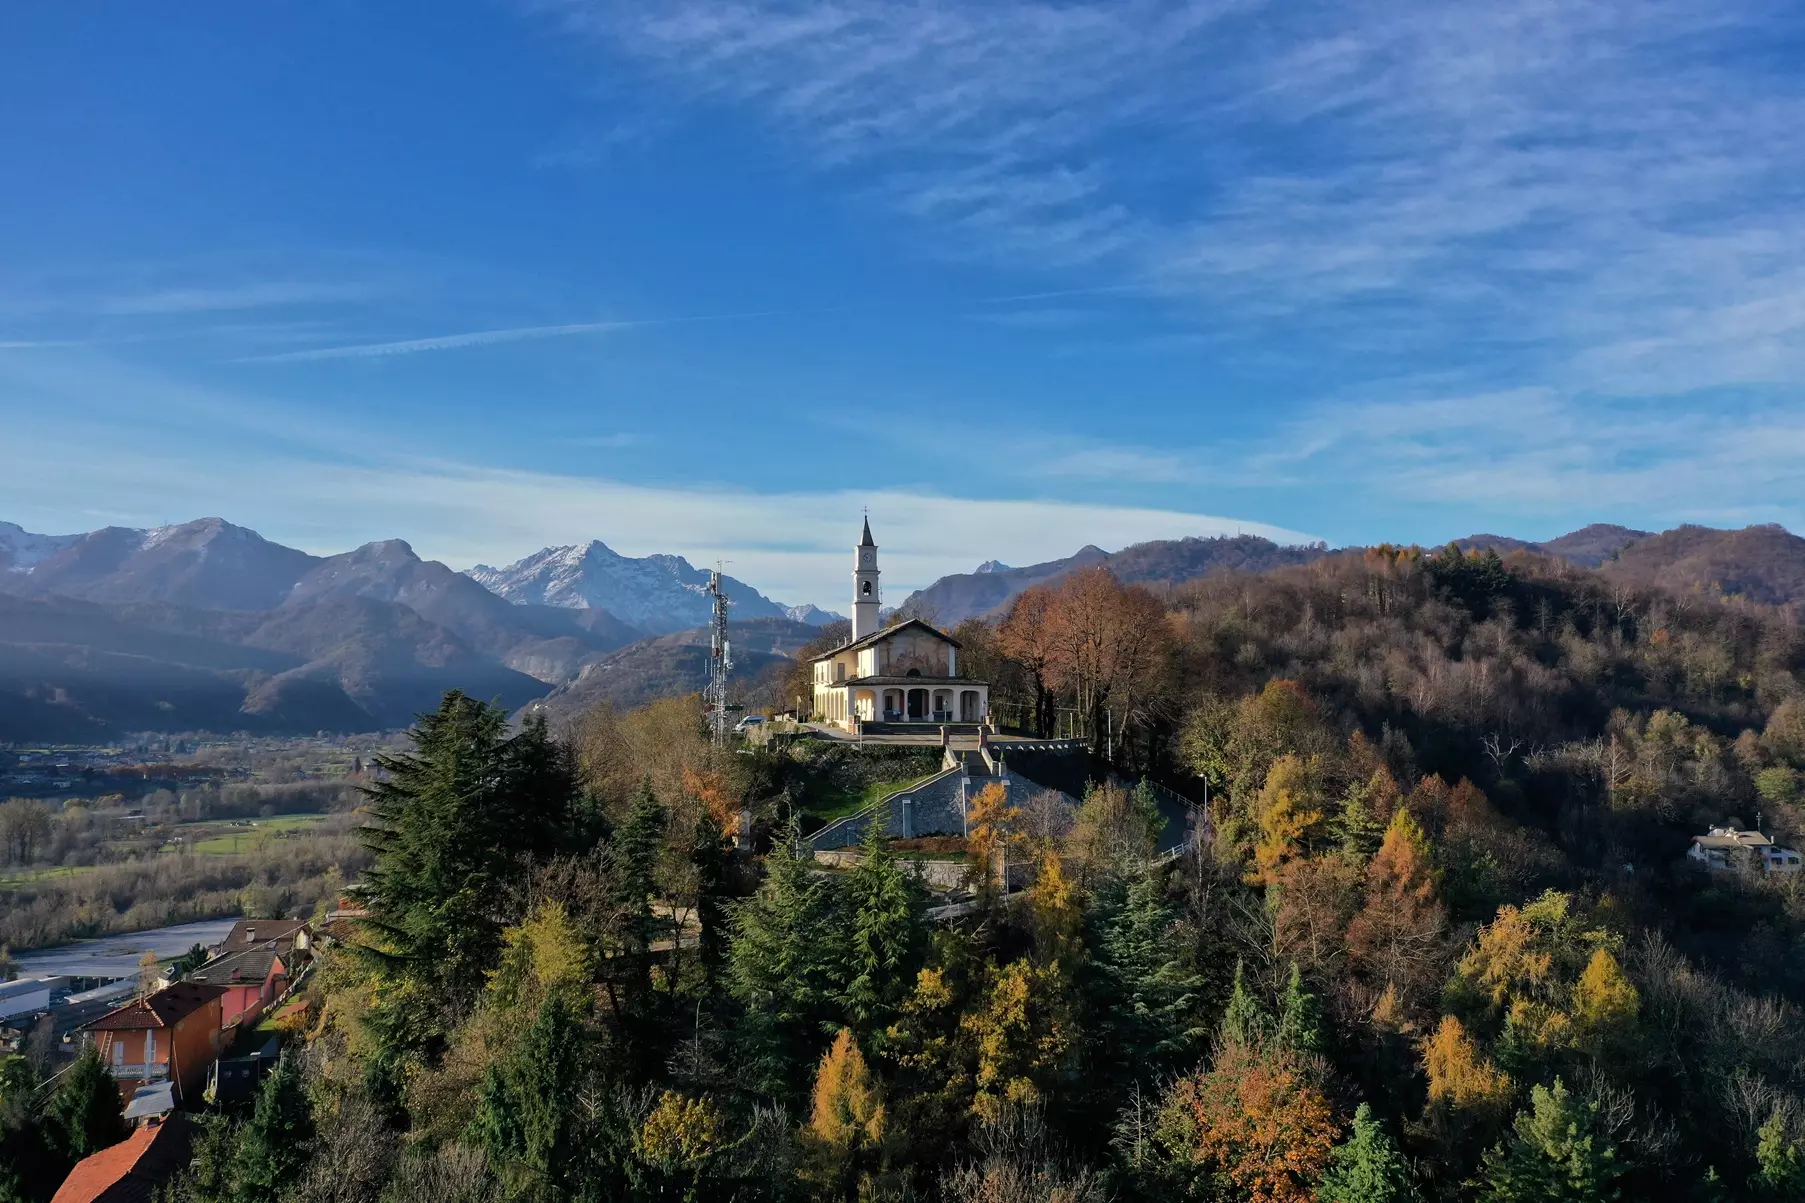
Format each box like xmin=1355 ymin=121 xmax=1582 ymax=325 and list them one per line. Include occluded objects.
xmin=852 ymin=516 xmax=880 ymax=640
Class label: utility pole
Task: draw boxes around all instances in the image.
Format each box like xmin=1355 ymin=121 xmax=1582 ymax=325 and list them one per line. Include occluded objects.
xmin=706 ymin=568 xmax=732 ymax=745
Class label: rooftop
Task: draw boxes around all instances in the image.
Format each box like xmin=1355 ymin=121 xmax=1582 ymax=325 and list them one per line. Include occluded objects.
xmin=810 ymin=617 xmax=961 ymax=662
xmin=185 ymin=947 xmax=282 ymax=988
xmin=50 ymin=1116 xmax=190 ymax=1203
xmin=82 ymin=983 xmax=227 ymax=1032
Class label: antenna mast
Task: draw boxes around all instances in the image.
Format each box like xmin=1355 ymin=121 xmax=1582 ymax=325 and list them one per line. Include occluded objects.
xmin=706 ymin=567 xmax=733 ymax=744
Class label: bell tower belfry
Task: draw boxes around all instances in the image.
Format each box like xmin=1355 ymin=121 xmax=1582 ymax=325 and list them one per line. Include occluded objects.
xmin=852 ymin=516 xmax=881 ymax=640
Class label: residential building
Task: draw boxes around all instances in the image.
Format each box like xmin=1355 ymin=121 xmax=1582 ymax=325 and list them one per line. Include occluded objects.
xmin=211 ymin=918 xmax=311 ymax=960
xmin=1689 ymin=825 xmax=1804 ymax=873
xmin=185 ymin=947 xmax=288 ymax=1029
xmin=80 ymin=982 xmax=227 ymax=1104
xmin=50 ymin=1114 xmax=191 ymax=1203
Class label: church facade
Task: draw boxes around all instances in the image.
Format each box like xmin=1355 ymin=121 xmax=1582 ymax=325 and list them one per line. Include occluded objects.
xmin=810 ymin=519 xmax=990 ymax=731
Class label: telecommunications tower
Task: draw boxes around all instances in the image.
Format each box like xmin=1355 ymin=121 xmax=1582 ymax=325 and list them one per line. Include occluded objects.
xmin=706 ymin=567 xmax=732 ymax=743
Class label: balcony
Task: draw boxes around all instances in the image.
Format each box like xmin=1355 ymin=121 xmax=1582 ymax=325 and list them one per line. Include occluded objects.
xmin=109 ymin=1062 xmax=169 ymax=1082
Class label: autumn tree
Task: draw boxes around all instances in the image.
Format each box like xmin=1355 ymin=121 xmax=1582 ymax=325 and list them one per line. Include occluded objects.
xmin=996 ymin=587 xmax=1060 ymax=738
xmin=964 ymin=960 xmax=1076 ymax=1124
xmin=1346 ymin=808 xmax=1446 ymax=1016
xmin=966 ymin=781 xmax=1021 ymax=903
xmin=1156 ymin=1041 xmax=1339 ymax=1203
xmin=1254 ymin=754 xmax=1327 ymax=884
xmin=1043 ymin=567 xmax=1173 ymax=760
xmin=800 ymin=1028 xmax=888 ymax=1201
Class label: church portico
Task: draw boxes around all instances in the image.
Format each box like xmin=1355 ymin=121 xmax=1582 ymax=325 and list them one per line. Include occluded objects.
xmin=809 ymin=519 xmax=991 ymax=732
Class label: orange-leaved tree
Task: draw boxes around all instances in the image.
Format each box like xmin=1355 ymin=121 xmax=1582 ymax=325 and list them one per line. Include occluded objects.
xmin=1346 ymin=807 xmax=1446 ymax=1017
xmin=1156 ymin=1042 xmax=1339 ymax=1203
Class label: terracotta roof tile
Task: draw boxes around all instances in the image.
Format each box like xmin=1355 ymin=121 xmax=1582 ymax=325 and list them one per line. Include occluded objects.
xmin=82 ymin=983 xmax=226 ymax=1032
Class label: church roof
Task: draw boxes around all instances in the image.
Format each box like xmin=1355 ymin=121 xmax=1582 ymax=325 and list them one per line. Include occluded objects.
xmin=860 ymin=516 xmax=875 ymax=547
xmin=809 ymin=617 xmax=961 ymax=661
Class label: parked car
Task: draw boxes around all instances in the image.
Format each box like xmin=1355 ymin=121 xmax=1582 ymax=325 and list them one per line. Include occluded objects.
xmin=734 ymin=715 xmax=767 ymax=732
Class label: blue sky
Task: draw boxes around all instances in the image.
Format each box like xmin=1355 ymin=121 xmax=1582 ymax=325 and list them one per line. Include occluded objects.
xmin=4 ymin=1 xmax=1805 ymax=608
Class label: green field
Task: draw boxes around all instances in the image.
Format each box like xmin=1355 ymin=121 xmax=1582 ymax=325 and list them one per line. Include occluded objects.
xmin=0 ymin=864 xmax=96 ymax=888
xmin=183 ymin=813 xmax=332 ymax=855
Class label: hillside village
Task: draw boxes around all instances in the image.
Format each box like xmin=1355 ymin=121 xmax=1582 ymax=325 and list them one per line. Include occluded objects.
xmin=7 ymin=521 xmax=1805 ymax=1201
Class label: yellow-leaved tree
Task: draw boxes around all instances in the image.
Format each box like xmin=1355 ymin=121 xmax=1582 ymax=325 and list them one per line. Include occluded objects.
xmin=1252 ymin=754 xmax=1325 ymax=884
xmin=964 ymin=960 xmax=1074 ymax=1123
xmin=800 ymin=1028 xmax=887 ymax=1199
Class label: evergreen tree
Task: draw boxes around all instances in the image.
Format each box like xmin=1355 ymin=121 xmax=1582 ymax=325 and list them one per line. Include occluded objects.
xmin=359 ymin=692 xmax=579 ymax=1008
xmin=729 ymin=820 xmax=838 ymax=1099
xmin=611 ymin=779 xmax=667 ymax=1008
xmin=43 ymin=1043 xmax=125 ymax=1162
xmin=841 ymin=822 xmax=925 ymax=1037
xmin=1096 ymin=862 xmax=1205 ymax=1075
xmin=690 ymin=811 xmax=731 ymax=991
xmin=232 ymin=1051 xmax=314 ymax=1203
xmin=1219 ymin=960 xmax=1271 ymax=1050
xmin=1318 ymin=1103 xmax=1417 ymax=1203
xmin=471 ymin=988 xmax=598 ymax=1195
xmin=1275 ymin=963 xmax=1326 ymax=1058
xmin=1477 ymin=1079 xmax=1621 ymax=1203
xmin=1335 ymin=769 xmax=1394 ymax=862
xmin=1755 ymin=1107 xmax=1805 ymax=1200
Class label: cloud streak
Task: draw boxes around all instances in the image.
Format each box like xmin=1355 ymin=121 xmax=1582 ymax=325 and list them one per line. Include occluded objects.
xmin=232 ymin=309 xmax=778 ymax=363
xmin=541 ymin=0 xmax=1805 ymax=397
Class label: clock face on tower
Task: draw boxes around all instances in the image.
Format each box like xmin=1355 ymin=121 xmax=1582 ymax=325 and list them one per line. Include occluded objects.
xmin=860 ymin=549 xmax=873 ymax=567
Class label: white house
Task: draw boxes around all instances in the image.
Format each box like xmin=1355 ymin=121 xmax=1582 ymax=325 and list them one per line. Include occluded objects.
xmin=810 ymin=519 xmax=990 ymax=731
xmin=1689 ymin=825 xmax=1803 ymax=873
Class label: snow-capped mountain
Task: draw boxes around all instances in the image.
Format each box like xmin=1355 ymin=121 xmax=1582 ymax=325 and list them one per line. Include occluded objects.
xmin=0 ymin=521 xmax=81 ymax=575
xmin=784 ymin=603 xmax=846 ymax=626
xmin=466 ymin=541 xmax=804 ymax=634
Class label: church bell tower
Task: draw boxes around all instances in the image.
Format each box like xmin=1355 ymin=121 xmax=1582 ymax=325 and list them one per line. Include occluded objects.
xmin=852 ymin=516 xmax=880 ymax=640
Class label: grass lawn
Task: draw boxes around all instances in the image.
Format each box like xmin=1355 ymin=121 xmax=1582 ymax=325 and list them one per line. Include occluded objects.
xmin=810 ymin=772 xmax=946 ymax=823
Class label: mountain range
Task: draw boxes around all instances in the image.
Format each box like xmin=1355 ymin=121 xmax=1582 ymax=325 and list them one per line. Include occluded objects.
xmin=3 ymin=516 xmax=1804 ymax=739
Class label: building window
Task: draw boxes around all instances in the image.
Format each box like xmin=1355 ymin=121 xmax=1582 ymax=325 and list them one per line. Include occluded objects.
xmin=861 ymin=581 xmax=872 ymax=596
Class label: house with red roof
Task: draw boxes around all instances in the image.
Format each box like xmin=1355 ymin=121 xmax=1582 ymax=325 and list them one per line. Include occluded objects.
xmin=50 ymin=1115 xmax=192 ymax=1203
xmin=80 ymin=982 xmax=227 ymax=1104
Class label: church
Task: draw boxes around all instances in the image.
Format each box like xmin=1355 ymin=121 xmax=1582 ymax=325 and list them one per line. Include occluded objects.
xmin=810 ymin=519 xmax=991 ymax=731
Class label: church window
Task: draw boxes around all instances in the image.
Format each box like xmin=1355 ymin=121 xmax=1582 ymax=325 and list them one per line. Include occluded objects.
xmin=861 ymin=581 xmax=872 ymax=596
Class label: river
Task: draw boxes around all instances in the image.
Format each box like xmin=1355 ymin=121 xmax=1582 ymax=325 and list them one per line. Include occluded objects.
xmin=10 ymin=917 xmax=242 ymax=979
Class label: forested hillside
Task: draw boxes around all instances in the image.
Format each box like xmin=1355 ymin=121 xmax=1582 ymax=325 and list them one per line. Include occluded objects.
xmin=25 ymin=542 xmax=1805 ymax=1203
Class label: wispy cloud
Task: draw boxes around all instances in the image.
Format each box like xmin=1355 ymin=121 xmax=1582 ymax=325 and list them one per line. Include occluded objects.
xmin=540 ymin=0 xmax=1805 ymax=397
xmin=233 ymin=309 xmax=777 ymax=363
xmin=97 ymin=280 xmax=379 ymax=316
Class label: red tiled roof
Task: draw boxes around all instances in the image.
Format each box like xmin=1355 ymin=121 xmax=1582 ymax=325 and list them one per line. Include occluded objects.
xmin=82 ymin=983 xmax=226 ymax=1032
xmin=51 ymin=1117 xmax=191 ymax=1203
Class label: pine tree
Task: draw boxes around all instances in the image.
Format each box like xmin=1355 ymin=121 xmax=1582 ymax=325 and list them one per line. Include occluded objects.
xmin=613 ymin=779 xmax=667 ymax=979
xmin=232 ymin=1051 xmax=314 ymax=1203
xmin=842 ymin=822 xmax=925 ymax=1037
xmin=1096 ymin=862 xmax=1205 ymax=1075
xmin=729 ymin=820 xmax=838 ymax=1099
xmin=690 ymin=811 xmax=731 ymax=990
xmin=471 ymin=988 xmax=596 ymax=1192
xmin=1477 ymin=1079 xmax=1621 ymax=1203
xmin=359 ymin=692 xmax=579 ymax=1008
xmin=43 ymin=1044 xmax=125 ymax=1163
xmin=1317 ymin=1103 xmax=1417 ymax=1203
xmin=1275 ymin=963 xmax=1325 ymax=1058
xmin=1336 ymin=768 xmax=1396 ymax=862
xmin=1219 ymin=960 xmax=1271 ymax=1050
